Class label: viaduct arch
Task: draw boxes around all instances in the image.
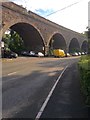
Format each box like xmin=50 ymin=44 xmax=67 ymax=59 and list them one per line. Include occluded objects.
xmin=69 ymin=38 xmax=80 ymax=53
xmin=0 ymin=2 xmax=88 ymax=55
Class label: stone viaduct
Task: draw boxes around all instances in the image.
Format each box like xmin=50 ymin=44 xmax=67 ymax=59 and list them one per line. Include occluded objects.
xmin=0 ymin=2 xmax=88 ymax=55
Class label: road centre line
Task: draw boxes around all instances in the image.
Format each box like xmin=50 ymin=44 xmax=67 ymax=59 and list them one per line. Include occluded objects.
xmin=3 ymin=76 xmax=25 ymax=83
xmin=8 ymin=72 xmax=17 ymax=76
xmin=35 ymin=65 xmax=68 ymax=120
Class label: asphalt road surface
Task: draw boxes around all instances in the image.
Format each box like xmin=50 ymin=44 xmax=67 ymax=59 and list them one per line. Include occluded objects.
xmin=2 ymin=56 xmax=80 ymax=118
xmin=40 ymin=62 xmax=88 ymax=119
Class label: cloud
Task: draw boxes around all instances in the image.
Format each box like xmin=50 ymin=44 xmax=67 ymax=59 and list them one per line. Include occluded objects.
xmin=35 ymin=9 xmax=54 ymax=17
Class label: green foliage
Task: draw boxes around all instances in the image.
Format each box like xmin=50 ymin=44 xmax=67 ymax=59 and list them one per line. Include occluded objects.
xmin=85 ymin=28 xmax=90 ymax=54
xmin=70 ymin=48 xmax=81 ymax=53
xmin=9 ymin=31 xmax=25 ymax=54
xmin=3 ymin=31 xmax=25 ymax=54
xmin=3 ymin=34 xmax=11 ymax=48
xmin=48 ymin=49 xmax=54 ymax=56
xmin=78 ymin=55 xmax=90 ymax=105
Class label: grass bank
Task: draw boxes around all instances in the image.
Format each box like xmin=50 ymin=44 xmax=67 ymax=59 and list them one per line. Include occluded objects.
xmin=78 ymin=55 xmax=90 ymax=105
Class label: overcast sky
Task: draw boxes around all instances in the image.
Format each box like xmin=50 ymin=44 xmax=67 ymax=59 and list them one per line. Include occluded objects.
xmin=9 ymin=0 xmax=90 ymax=33
xmin=89 ymin=1 xmax=90 ymax=28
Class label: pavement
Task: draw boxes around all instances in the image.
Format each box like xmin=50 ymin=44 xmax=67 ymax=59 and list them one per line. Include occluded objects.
xmin=40 ymin=62 xmax=88 ymax=119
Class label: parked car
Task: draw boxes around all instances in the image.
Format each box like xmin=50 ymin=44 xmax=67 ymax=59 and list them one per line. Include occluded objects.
xmin=27 ymin=51 xmax=44 ymax=57
xmin=70 ymin=52 xmax=78 ymax=56
xmin=37 ymin=52 xmax=44 ymax=57
xmin=78 ymin=52 xmax=81 ymax=56
xmin=66 ymin=53 xmax=71 ymax=57
xmin=81 ymin=52 xmax=85 ymax=55
xmin=53 ymin=49 xmax=66 ymax=57
xmin=21 ymin=51 xmax=29 ymax=56
xmin=4 ymin=49 xmax=18 ymax=58
xmin=21 ymin=51 xmax=36 ymax=57
xmin=85 ymin=52 xmax=88 ymax=55
xmin=21 ymin=50 xmax=44 ymax=57
xmin=28 ymin=51 xmax=36 ymax=56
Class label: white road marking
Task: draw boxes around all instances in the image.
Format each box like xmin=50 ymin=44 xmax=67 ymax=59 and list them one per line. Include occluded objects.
xmin=3 ymin=76 xmax=24 ymax=83
xmin=8 ymin=72 xmax=17 ymax=76
xmin=35 ymin=65 xmax=68 ymax=120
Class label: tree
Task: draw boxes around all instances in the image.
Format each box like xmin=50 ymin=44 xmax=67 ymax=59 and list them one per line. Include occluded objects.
xmin=87 ymin=28 xmax=90 ymax=54
xmin=84 ymin=27 xmax=90 ymax=54
xmin=9 ymin=31 xmax=25 ymax=54
xmin=86 ymin=27 xmax=90 ymax=55
xmin=3 ymin=30 xmax=25 ymax=54
xmin=2 ymin=34 xmax=11 ymax=48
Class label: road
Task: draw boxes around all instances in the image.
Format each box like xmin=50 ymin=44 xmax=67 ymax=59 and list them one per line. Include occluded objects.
xmin=2 ymin=56 xmax=80 ymax=118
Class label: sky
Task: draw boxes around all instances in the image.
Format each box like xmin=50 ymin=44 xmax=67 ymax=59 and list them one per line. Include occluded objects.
xmin=8 ymin=0 xmax=90 ymax=33
xmin=89 ymin=1 xmax=90 ymax=28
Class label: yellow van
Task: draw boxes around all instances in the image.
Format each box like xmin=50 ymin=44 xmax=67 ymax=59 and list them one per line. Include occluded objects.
xmin=53 ymin=49 xmax=66 ymax=57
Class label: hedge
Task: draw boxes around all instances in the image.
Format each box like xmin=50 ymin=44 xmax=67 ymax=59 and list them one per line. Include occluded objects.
xmin=78 ymin=55 xmax=90 ymax=105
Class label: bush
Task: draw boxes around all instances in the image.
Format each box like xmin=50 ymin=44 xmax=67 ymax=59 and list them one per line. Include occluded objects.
xmin=78 ymin=55 xmax=90 ymax=105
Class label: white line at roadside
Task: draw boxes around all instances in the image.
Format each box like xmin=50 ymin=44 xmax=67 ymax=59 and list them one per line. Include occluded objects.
xmin=35 ymin=65 xmax=68 ymax=120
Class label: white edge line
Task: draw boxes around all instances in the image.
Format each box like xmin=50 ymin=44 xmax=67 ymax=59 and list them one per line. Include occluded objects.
xmin=35 ymin=65 xmax=68 ymax=120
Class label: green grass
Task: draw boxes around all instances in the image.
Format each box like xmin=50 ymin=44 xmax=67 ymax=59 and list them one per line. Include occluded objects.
xmin=78 ymin=55 xmax=90 ymax=105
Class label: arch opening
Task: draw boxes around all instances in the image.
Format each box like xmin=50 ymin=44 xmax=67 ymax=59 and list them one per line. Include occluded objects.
xmin=81 ymin=41 xmax=88 ymax=52
xmin=2 ymin=22 xmax=45 ymax=55
xmin=69 ymin=38 xmax=80 ymax=53
xmin=49 ymin=33 xmax=67 ymax=55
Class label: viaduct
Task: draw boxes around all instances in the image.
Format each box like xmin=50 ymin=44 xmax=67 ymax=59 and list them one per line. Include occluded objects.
xmin=0 ymin=2 xmax=88 ymax=55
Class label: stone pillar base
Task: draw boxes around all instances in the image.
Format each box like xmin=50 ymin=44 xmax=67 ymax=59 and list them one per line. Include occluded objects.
xmin=44 ymin=45 xmax=49 ymax=56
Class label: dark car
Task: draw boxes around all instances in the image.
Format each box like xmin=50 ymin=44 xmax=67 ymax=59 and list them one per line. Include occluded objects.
xmin=28 ymin=51 xmax=44 ymax=57
xmin=4 ymin=49 xmax=18 ymax=58
xmin=21 ymin=51 xmax=36 ymax=57
xmin=21 ymin=51 xmax=29 ymax=56
xmin=28 ymin=51 xmax=36 ymax=57
xmin=21 ymin=50 xmax=44 ymax=57
xmin=70 ymin=52 xmax=78 ymax=56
